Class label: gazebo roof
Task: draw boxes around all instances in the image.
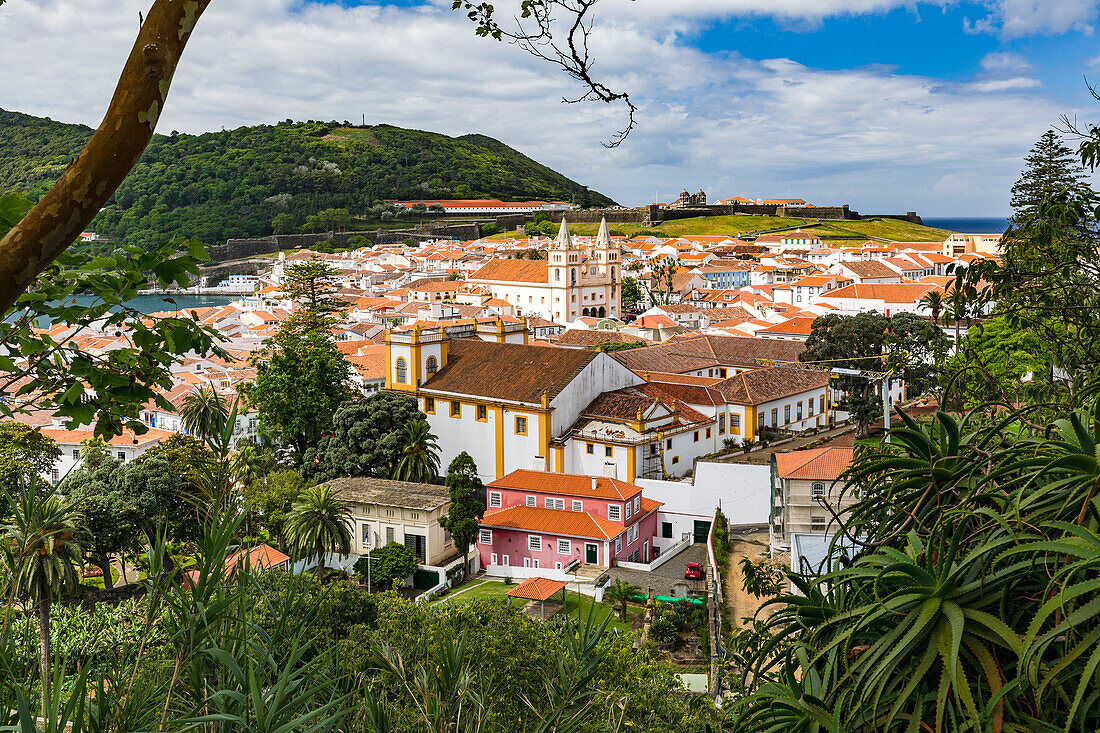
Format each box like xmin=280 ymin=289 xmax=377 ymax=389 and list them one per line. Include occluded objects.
xmin=505 ymin=576 xmax=568 ymax=602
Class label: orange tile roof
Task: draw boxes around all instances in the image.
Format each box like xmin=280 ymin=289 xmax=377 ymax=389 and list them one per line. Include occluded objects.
xmin=227 ymin=545 xmax=290 ymax=570
xmin=482 ymin=505 xmax=626 ymax=540
xmin=756 ymin=317 xmax=817 ymax=335
xmin=822 ymin=283 xmax=941 ymax=302
xmin=490 ymin=470 xmax=643 ymax=501
xmin=468 ymin=259 xmax=548 ymax=284
xmin=38 ymin=427 xmax=176 ymax=447
xmin=506 ymin=576 xmax=569 ymax=601
xmin=774 ymin=446 xmax=855 ymax=481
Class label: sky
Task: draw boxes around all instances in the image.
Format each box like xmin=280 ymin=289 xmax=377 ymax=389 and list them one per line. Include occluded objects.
xmin=3 ymin=1 xmax=1100 ymax=215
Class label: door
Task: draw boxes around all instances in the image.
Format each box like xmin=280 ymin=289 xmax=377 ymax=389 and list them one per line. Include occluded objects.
xmin=643 ymin=541 xmax=649 ymax=563
xmin=693 ymin=520 xmax=712 ymax=544
xmin=585 ymin=543 xmax=598 ymax=564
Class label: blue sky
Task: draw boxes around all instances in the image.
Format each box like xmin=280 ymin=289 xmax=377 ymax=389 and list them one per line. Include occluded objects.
xmin=3 ymin=0 xmax=1100 ymax=215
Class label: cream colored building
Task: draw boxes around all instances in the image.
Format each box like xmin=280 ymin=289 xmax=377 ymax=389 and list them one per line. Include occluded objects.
xmin=466 ymin=218 xmax=621 ymax=324
xmin=942 ymin=232 xmax=1002 ymax=257
xmin=322 ymin=477 xmax=457 ymax=566
xmin=770 ymin=446 xmax=856 ymax=552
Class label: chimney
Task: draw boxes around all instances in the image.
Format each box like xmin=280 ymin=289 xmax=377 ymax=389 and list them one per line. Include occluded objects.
xmin=591 ymin=477 xmax=597 ymax=491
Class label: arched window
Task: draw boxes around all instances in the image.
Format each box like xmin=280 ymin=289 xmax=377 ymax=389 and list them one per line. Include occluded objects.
xmin=571 ymin=269 xmax=577 ymax=284
xmin=555 ymin=269 xmax=561 ymax=281
xmin=426 ymin=356 xmax=438 ymax=376
xmin=395 ymin=357 xmax=407 ymax=384
xmin=582 ymin=308 xmax=590 ymax=317
xmin=811 ymin=482 xmax=825 ymax=497
xmin=598 ymin=306 xmax=606 ymax=317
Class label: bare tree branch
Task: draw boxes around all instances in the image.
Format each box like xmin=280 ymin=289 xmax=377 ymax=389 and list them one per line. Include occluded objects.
xmin=0 ymin=0 xmax=213 ymax=313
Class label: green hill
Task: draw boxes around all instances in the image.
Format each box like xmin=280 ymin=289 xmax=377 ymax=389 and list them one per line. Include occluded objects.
xmin=0 ymin=109 xmax=615 ymax=249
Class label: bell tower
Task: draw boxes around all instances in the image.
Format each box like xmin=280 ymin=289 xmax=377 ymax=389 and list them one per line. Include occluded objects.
xmin=548 ymin=218 xmax=579 ymax=323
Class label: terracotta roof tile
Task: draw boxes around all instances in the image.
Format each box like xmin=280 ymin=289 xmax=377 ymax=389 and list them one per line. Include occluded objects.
xmin=468 ymin=259 xmax=548 ymax=284
xmin=490 ymin=469 xmax=644 ymax=501
xmin=506 ymin=576 xmax=568 ymax=601
xmin=422 ymin=339 xmax=596 ymax=404
xmin=612 ymin=335 xmax=805 ymax=374
xmin=482 ymin=505 xmax=627 ymax=540
xmin=714 ymin=366 xmax=829 ymax=405
xmin=774 ymin=446 xmax=854 ymax=480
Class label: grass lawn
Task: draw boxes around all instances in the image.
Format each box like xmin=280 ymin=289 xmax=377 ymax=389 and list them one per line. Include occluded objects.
xmin=436 ymin=579 xmax=640 ymax=634
xmin=495 ymin=214 xmax=952 ymax=242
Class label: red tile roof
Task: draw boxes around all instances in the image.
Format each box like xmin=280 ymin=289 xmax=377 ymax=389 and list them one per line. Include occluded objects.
xmin=506 ymin=576 xmax=568 ymax=601
xmin=468 ymin=259 xmax=549 ymax=284
xmin=490 ymin=469 xmax=643 ymax=501
xmin=774 ymin=446 xmax=854 ymax=481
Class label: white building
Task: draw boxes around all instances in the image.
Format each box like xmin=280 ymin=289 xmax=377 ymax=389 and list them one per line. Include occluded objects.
xmin=466 ymin=219 xmax=621 ymax=324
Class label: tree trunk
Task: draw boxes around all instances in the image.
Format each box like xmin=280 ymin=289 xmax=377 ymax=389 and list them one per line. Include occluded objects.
xmin=96 ymin=553 xmax=115 ymax=589
xmin=317 ymin=547 xmax=326 ymax=582
xmin=0 ymin=0 xmax=214 ymax=313
xmin=38 ymin=589 xmax=51 ymax=719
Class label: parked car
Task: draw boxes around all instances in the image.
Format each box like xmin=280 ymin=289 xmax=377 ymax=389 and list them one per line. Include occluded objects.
xmin=684 ymin=562 xmax=705 ymax=580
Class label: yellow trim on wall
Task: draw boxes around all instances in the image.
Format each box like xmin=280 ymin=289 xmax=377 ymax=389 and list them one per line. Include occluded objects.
xmin=553 ymin=445 xmax=565 ymax=473
xmin=494 ymin=405 xmax=505 ymax=478
xmin=514 ymin=415 xmax=529 ymax=435
xmin=626 ymin=445 xmax=636 ymax=483
xmin=747 ymin=406 xmax=757 ymax=440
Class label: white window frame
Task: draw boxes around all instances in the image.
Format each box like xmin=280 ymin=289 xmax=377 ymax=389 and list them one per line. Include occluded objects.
xmin=811 ymin=516 xmax=827 ymax=531
xmin=625 ymin=502 xmax=632 ymax=519
xmin=488 ymin=491 xmax=502 ymax=508
xmin=572 ymin=500 xmax=582 ymax=512
xmin=479 ymin=529 xmax=493 ymax=545
xmin=608 ymin=504 xmax=621 ymax=521
xmin=615 ymin=536 xmax=622 ymax=554
xmin=528 ymin=535 xmax=542 ymax=551
xmin=811 ymin=482 xmax=826 ymax=497
xmin=634 ymin=497 xmax=640 ymax=513
xmin=532 ymin=559 xmax=539 ymax=568
xmin=526 ymin=495 xmax=536 ymax=507
xmin=490 ymin=553 xmax=498 ymax=565
xmin=557 ymin=539 xmax=570 ymax=555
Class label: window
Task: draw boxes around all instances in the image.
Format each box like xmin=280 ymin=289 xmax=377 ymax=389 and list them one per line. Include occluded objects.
xmin=514 ymin=416 xmax=528 ymax=435
xmin=608 ymin=504 xmax=621 ymax=521
xmin=426 ymin=356 xmax=438 ymax=376
xmin=544 ymin=497 xmax=564 ymax=510
xmin=771 ymin=408 xmax=778 ymax=427
xmin=605 ymin=445 xmax=613 ymax=457
xmin=693 ymin=431 xmax=699 ymax=443
xmin=586 ymin=443 xmax=594 ymax=454
xmin=395 ymin=357 xmax=406 ymax=384
xmin=718 ymin=414 xmax=726 ymax=434
xmin=479 ymin=529 xmax=493 ymax=544
xmin=811 ymin=516 xmax=827 ymax=531
xmin=557 ymin=539 xmax=570 ymax=554
xmin=666 ymin=438 xmax=672 ymax=449
xmin=491 ymin=553 xmax=498 ymax=565
xmin=528 ymin=535 xmax=542 ymax=551
xmin=671 ymin=456 xmax=679 ymax=464
xmin=502 ymin=555 xmax=509 ymax=566
xmin=386 ymin=526 xmax=395 ymax=543
xmin=555 ymin=562 xmax=562 ymax=570
xmin=706 ymin=427 xmax=712 ymax=439
xmin=362 ymin=524 xmax=371 ymax=545
xmin=625 ymin=502 xmax=632 ymax=519
xmin=661 ymin=522 xmax=673 ymax=539
xmin=532 ymin=559 xmax=539 ymax=568
xmin=450 ymin=401 xmax=461 ymax=416
xmin=526 ymin=495 xmax=536 ymax=507
xmin=50 ymin=469 xmax=59 ymax=485
xmin=820 ymin=395 xmax=826 ymax=414
xmin=555 ymin=269 xmax=561 ymax=281
xmin=812 ymin=483 xmax=826 ymax=497
xmin=476 ymin=404 xmax=487 ymax=421
xmin=424 ymin=397 xmax=435 ymax=413
xmin=615 ymin=536 xmax=622 ymax=554
xmin=797 ymin=401 xmax=803 ymax=420
xmin=731 ymin=414 xmax=740 ymax=429
xmin=117 ymin=451 xmax=126 ymax=462
xmin=758 ymin=412 xmax=765 ymax=430
xmin=807 ymin=399 xmax=814 ymax=417
xmin=488 ymin=491 xmax=501 ymax=508
xmin=635 ymin=497 xmax=641 ymax=513
xmin=572 ymin=500 xmax=582 ymax=512
xmin=784 ymin=404 xmax=791 ymax=423
xmin=719 ymin=368 xmax=727 ymax=378
xmin=72 ymin=449 xmax=80 ymax=460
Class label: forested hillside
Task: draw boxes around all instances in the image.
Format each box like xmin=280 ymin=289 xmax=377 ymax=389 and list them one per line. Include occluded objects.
xmin=0 ymin=109 xmax=614 ymax=249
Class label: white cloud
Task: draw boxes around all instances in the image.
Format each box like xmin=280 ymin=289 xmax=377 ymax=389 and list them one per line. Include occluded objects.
xmin=0 ymin=0 xmax=1082 ymax=216
xmin=979 ymin=51 xmax=1033 ymax=72
xmin=970 ymin=0 xmax=1099 ymax=38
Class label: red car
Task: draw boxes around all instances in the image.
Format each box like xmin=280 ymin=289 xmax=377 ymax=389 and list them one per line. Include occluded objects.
xmin=684 ymin=562 xmax=705 ymax=580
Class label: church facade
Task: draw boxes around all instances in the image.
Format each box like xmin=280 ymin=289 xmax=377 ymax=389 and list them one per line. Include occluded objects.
xmin=466 ymin=218 xmax=621 ymax=324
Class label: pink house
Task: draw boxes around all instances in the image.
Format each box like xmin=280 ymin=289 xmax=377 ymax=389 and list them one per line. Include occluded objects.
xmin=477 ymin=470 xmax=662 ymax=578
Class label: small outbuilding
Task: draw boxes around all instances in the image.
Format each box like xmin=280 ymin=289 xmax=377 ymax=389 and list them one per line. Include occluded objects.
xmin=505 ymin=576 xmax=569 ymax=619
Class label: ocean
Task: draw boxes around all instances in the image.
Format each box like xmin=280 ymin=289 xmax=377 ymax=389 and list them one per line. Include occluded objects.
xmin=922 ymin=217 xmax=1009 ymax=233
xmin=8 ymin=293 xmax=238 ymax=326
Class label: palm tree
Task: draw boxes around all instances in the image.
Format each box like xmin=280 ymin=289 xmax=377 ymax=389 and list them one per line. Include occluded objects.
xmin=2 ymin=486 xmax=82 ymax=715
xmin=945 ymin=287 xmax=969 ymax=352
xmin=285 ymin=484 xmax=351 ymax=581
xmin=392 ymin=419 xmax=441 ymax=483
xmin=179 ymin=384 xmax=228 ymax=441
xmin=231 ymin=444 xmax=271 ymax=490
xmin=919 ymin=289 xmax=944 ymax=325
xmin=603 ymin=578 xmax=640 ymax=623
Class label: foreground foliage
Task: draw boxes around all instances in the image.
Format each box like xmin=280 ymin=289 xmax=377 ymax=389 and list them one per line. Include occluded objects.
xmin=732 ymin=404 xmax=1100 ymax=731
